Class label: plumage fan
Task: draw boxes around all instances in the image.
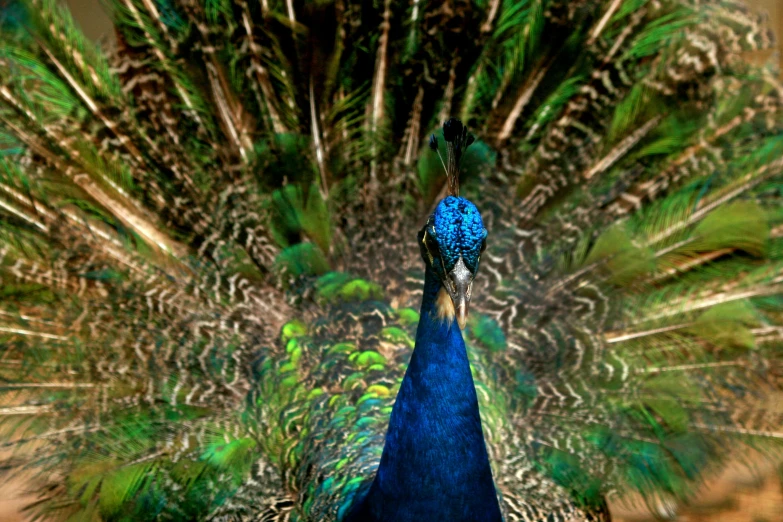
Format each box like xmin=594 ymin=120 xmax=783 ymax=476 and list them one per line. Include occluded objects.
xmin=0 ymin=0 xmax=781 ymax=521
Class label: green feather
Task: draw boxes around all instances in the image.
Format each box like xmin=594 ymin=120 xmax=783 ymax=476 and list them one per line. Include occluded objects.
xmin=0 ymin=1 xmax=781 ymax=520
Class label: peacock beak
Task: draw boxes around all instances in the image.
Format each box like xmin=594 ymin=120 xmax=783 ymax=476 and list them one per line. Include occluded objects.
xmin=446 ymin=257 xmax=474 ymax=330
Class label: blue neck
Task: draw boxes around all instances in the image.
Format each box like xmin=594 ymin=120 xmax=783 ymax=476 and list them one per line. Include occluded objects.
xmin=346 ymin=268 xmax=502 ymax=521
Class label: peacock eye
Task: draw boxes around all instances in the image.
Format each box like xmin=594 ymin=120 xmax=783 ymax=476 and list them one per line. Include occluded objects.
xmin=425 ymin=231 xmax=439 ymax=254
xmin=480 ymin=238 xmax=487 ymax=253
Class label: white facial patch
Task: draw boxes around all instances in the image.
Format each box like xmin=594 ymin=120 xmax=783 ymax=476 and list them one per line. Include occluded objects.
xmin=436 ymin=287 xmax=455 ymax=324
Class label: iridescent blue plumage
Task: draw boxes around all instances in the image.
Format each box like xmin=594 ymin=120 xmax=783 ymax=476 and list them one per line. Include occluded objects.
xmin=432 ymin=197 xmax=487 ymax=273
xmin=1 ymin=2 xmax=782 ymax=521
xmin=347 ymin=196 xmax=501 ymax=522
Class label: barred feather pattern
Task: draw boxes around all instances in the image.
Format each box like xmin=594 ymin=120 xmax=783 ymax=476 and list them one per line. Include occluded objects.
xmin=1 ymin=0 xmax=782 ymax=521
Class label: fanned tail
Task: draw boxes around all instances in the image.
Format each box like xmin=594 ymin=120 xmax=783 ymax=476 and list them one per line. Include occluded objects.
xmin=451 ymin=1 xmax=783 ymax=517
xmin=0 ymin=0 xmax=781 ymax=520
xmin=0 ymin=0 xmax=296 ymax=517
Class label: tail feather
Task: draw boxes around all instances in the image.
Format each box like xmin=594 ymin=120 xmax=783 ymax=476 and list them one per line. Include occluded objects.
xmin=0 ymin=0 xmax=782 ymax=520
xmin=468 ymin=158 xmax=783 ymax=509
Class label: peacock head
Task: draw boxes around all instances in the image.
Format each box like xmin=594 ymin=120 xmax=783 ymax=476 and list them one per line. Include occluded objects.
xmin=420 ymin=118 xmax=487 ymax=329
xmin=419 ymin=197 xmax=487 ymax=329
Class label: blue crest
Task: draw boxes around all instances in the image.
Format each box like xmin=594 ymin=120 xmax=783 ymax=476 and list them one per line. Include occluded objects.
xmin=432 ymin=196 xmax=487 ymax=273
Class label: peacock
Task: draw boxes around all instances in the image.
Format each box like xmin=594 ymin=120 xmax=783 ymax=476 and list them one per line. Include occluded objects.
xmin=0 ymin=0 xmax=782 ymax=520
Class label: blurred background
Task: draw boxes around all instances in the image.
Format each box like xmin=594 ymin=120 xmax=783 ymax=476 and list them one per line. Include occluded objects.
xmin=58 ymin=0 xmax=783 ymax=80
xmin=0 ymin=1 xmax=780 ymax=521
